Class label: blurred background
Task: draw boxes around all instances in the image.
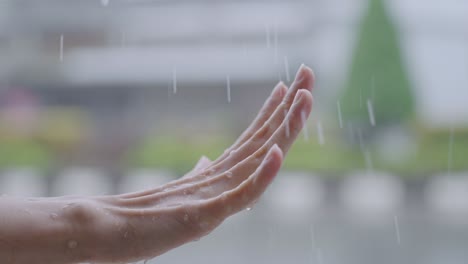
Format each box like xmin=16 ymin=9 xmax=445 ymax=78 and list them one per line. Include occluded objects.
xmin=1 ymin=0 xmax=468 ymax=263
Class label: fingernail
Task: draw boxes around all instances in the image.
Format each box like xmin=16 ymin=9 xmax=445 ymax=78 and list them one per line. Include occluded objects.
xmin=272 ymin=81 xmax=285 ymax=96
xmin=294 ymin=64 xmax=307 ymax=81
xmin=295 ymin=89 xmax=306 ymax=103
xmin=272 ymin=143 xmax=280 ymax=152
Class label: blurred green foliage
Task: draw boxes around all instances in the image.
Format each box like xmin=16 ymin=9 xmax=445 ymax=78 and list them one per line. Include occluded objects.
xmin=127 ymin=131 xmax=468 ymax=176
xmin=0 ymin=130 xmax=467 ymax=176
xmin=0 ymin=137 xmax=51 ymax=169
xmin=341 ymin=0 xmax=414 ymax=127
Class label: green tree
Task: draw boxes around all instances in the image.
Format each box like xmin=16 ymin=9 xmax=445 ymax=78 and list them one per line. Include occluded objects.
xmin=341 ymin=0 xmax=414 ymax=130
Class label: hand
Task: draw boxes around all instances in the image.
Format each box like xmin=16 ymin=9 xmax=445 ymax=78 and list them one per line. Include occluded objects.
xmin=75 ymin=65 xmax=314 ymax=263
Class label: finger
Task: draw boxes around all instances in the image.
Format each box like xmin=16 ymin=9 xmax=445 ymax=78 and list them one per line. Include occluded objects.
xmin=201 ymin=144 xmax=283 ymax=219
xmin=194 ymin=89 xmax=312 ymax=194
xmin=205 ymin=65 xmax=314 ymax=175
xmin=211 ymin=82 xmax=287 ymax=164
xmin=120 ymin=66 xmax=311 ymax=200
xmin=182 ymin=156 xmax=212 ymax=179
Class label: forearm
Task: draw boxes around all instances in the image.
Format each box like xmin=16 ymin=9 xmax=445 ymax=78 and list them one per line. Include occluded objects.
xmin=0 ymin=196 xmax=96 ymax=264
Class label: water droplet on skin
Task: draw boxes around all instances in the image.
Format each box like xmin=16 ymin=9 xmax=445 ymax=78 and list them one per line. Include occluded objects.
xmin=50 ymin=213 xmax=59 ymax=220
xmin=199 ymin=221 xmax=210 ymax=230
xmin=67 ymin=240 xmax=78 ymax=249
xmin=23 ymin=209 xmax=32 ymax=216
xmin=246 ymin=207 xmax=252 ymax=211
xmin=225 ymin=171 xmax=233 ymax=178
xmin=61 ymin=203 xmax=75 ymax=210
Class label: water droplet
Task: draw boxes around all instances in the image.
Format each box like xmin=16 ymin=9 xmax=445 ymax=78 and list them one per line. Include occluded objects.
xmin=59 ymin=34 xmax=64 ymax=62
xmin=199 ymin=221 xmax=210 ymax=230
xmin=301 ymin=111 xmax=309 ymax=141
xmin=284 ymin=56 xmax=290 ymax=82
xmin=273 ymin=24 xmax=279 ymax=64
xmin=317 ymin=247 xmax=324 ymax=264
xmin=172 ymin=66 xmax=177 ymax=94
xmin=337 ymin=100 xmax=343 ymax=129
xmin=317 ymin=120 xmax=325 ymax=145
xmin=225 ymin=171 xmax=233 ymax=178
xmin=246 ymin=207 xmax=252 ymax=211
xmin=265 ymin=24 xmax=271 ymax=48
xmin=394 ymin=215 xmax=401 ymax=245
xmin=61 ymin=203 xmax=75 ymax=210
xmin=367 ymin=99 xmax=376 ymax=126
xmin=67 ymin=240 xmax=78 ymax=249
xmin=447 ymin=125 xmax=454 ymax=173
xmin=226 ymin=75 xmax=231 ymax=103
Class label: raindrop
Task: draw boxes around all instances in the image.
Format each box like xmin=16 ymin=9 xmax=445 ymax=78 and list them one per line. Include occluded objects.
xmin=226 ymin=75 xmax=231 ymax=103
xmin=284 ymin=56 xmax=290 ymax=82
xmin=301 ymin=111 xmax=309 ymax=141
xmin=59 ymin=34 xmax=64 ymax=62
xmin=67 ymin=240 xmax=78 ymax=249
xmin=360 ymin=86 xmax=363 ymax=108
xmin=309 ymin=223 xmax=316 ymax=248
xmin=172 ymin=67 xmax=177 ymax=94
xmin=317 ymin=120 xmax=325 ymax=145
xmin=273 ymin=24 xmax=278 ymax=64
xmin=448 ymin=126 xmax=454 ymax=173
xmin=265 ymin=24 xmax=271 ymax=48
xmin=317 ymin=247 xmax=324 ymax=264
xmin=394 ymin=215 xmax=401 ymax=245
xmin=367 ymin=99 xmax=376 ymax=126
xmin=337 ymin=100 xmax=343 ymax=129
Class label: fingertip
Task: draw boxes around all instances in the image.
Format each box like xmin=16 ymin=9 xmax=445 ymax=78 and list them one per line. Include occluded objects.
xmin=264 ymin=144 xmax=283 ymax=170
xmin=271 ymin=144 xmax=283 ymax=160
xmin=273 ymin=81 xmax=288 ymax=98
xmin=294 ymin=64 xmax=315 ymax=91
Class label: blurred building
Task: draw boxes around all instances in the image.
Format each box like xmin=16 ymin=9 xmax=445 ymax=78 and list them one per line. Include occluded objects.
xmin=1 ymin=0 xmax=467 ymax=130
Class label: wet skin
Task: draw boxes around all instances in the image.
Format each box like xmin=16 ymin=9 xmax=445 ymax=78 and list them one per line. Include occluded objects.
xmin=0 ymin=64 xmax=314 ymax=264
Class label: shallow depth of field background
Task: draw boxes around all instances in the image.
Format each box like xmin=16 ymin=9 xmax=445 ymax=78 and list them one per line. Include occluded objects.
xmin=1 ymin=0 xmax=468 ymax=263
